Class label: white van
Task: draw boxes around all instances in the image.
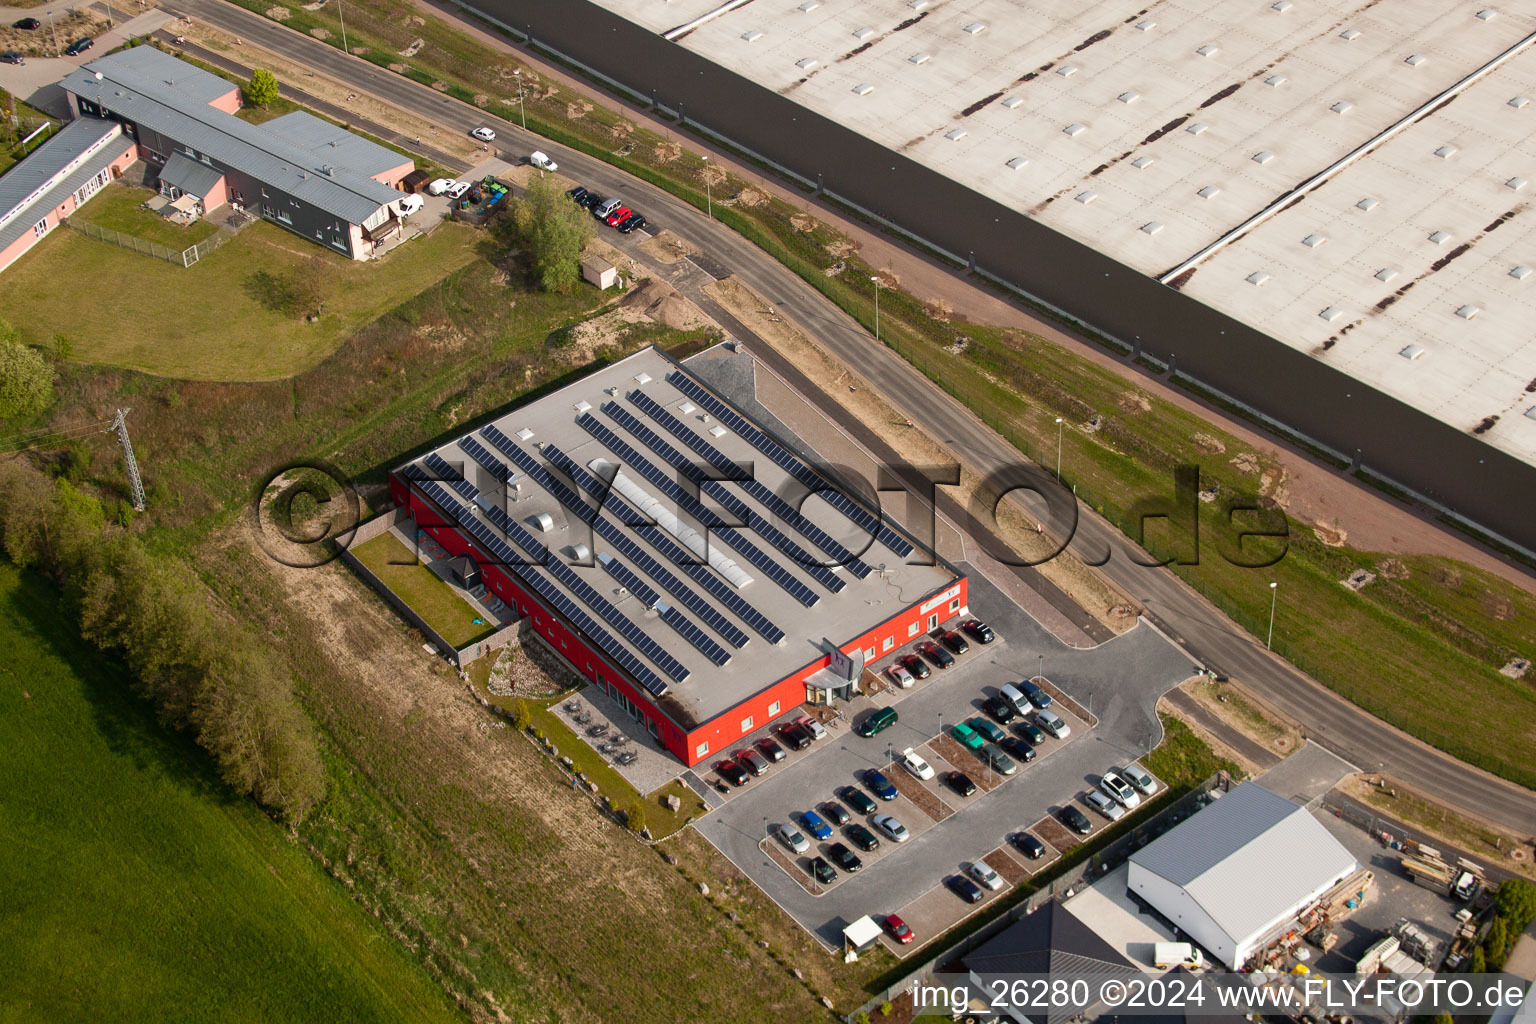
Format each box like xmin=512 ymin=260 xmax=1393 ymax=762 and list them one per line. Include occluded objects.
xmin=1154 ymin=942 xmax=1203 ymax=970
xmin=529 ymin=151 xmax=558 ymax=172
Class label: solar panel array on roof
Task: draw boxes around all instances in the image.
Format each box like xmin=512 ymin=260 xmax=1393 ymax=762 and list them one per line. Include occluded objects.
xmin=626 ymin=389 xmax=875 ymax=577
xmin=601 ymin=401 xmax=848 ymax=592
xmin=412 ymin=480 xmax=672 ymax=697
xmin=454 ymin=435 xmax=512 ymax=485
xmin=599 ymin=553 xmax=732 ymax=665
xmin=543 ymin=444 xmax=785 ymax=644
xmin=423 ymin=451 xmax=478 ymax=502
xmin=577 ymin=413 xmax=822 ymax=608
xmin=665 ymin=373 xmax=915 ymax=557
xmin=482 ymin=425 xmax=755 ymax=650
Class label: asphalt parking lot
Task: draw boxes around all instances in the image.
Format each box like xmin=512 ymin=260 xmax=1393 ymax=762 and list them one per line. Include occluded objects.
xmin=690 ymin=564 xmax=1197 ymax=950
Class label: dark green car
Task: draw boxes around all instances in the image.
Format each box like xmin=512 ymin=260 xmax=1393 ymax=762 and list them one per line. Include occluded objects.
xmin=845 ymin=823 xmax=880 ymax=852
xmin=968 ymin=716 xmax=1006 ymax=745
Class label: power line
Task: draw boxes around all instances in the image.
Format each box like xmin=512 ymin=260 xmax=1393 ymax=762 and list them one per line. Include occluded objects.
xmin=0 ymin=419 xmax=115 ymax=455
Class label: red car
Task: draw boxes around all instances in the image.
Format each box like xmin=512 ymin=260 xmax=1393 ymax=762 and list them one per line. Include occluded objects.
xmin=884 ymin=913 xmax=914 ymax=944
xmin=605 ymin=205 xmax=633 ymax=227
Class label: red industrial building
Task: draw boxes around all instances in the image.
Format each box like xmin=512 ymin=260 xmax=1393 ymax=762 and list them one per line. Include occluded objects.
xmin=388 ymin=348 xmax=966 ymax=766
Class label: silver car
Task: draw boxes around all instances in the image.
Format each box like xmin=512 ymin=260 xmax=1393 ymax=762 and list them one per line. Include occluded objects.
xmin=774 ymin=823 xmax=810 ymax=854
xmin=1084 ymin=790 xmax=1124 ymax=821
xmin=1035 ymin=708 xmax=1071 ymax=739
xmin=872 ymin=813 xmax=909 ymax=843
xmin=1120 ymin=763 xmax=1157 ymax=795
xmin=966 ymin=859 xmax=1004 ymax=891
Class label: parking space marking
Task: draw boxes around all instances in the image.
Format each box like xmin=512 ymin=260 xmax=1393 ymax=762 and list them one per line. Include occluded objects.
xmin=760 ymin=837 xmax=832 ymax=896
xmin=983 ymin=846 xmax=1030 ymax=889
xmin=997 ymin=829 xmax=1062 ymax=877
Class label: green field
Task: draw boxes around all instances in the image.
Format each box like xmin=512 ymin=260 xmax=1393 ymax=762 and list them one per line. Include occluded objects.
xmin=0 ymin=218 xmax=482 ymax=380
xmin=0 ymin=565 xmax=460 ymax=1024
xmin=351 ymin=530 xmax=495 ymax=647
xmin=74 ymin=182 xmax=219 ymax=248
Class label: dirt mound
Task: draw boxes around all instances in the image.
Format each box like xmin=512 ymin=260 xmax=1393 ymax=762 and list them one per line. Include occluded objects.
xmin=309 ymin=26 xmax=330 ymax=39
xmin=266 ymin=5 xmax=290 ymax=18
xmin=400 ymin=37 xmax=424 ymax=57
xmin=1118 ymin=391 xmax=1152 ymax=414
xmin=620 ymin=279 xmax=708 ymax=330
xmin=1229 ymin=452 xmax=1260 ymax=475
xmin=1191 ymin=432 xmax=1226 ymax=454
xmin=566 ymin=100 xmax=593 ymax=120
xmin=734 ymin=187 xmax=767 ymax=208
xmin=653 ymin=141 xmax=682 ymax=163
xmin=789 ymin=213 xmax=815 ymax=232
xmin=1377 ymin=558 xmax=1409 ymax=580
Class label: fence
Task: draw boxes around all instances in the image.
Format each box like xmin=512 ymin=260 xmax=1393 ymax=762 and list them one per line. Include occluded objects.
xmin=845 ymin=773 xmax=1232 ymax=1022
xmin=68 ymin=218 xmax=231 ymax=267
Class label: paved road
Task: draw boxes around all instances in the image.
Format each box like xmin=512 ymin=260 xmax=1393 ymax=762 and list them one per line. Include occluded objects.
xmin=165 ymin=0 xmax=1536 ymax=834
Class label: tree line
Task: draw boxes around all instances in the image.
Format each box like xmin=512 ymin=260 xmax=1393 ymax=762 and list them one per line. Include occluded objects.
xmin=0 ymin=459 xmax=326 ymax=821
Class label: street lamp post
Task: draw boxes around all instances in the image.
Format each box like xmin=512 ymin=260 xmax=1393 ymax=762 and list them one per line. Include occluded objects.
xmin=1054 ymin=417 xmax=1064 ymax=481
xmin=335 ymin=0 xmax=348 ymax=54
xmin=871 ymin=276 xmax=881 ymax=342
xmin=48 ymin=11 xmax=58 ymax=57
xmin=702 ymin=154 xmax=712 ymax=218
xmin=514 ymin=69 xmax=527 ymax=130
xmin=1266 ymin=581 xmax=1279 ymax=651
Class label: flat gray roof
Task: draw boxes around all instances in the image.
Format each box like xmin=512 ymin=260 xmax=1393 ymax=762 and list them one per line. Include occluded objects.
xmin=582 ymin=0 xmax=1536 ymax=465
xmin=398 ymin=347 xmax=957 ymax=727
xmin=159 ymin=151 xmax=225 ymax=199
xmin=0 ymin=117 xmax=125 ymax=254
xmin=61 ymin=48 xmax=404 ymax=224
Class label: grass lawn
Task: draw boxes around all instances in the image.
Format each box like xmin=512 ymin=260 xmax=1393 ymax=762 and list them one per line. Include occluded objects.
xmin=0 ymin=218 xmax=482 ymax=380
xmin=1144 ymin=713 xmax=1244 ymax=793
xmin=74 ymin=182 xmax=218 ymax=248
xmin=0 ymin=565 xmax=459 ymax=1024
xmin=350 ymin=530 xmax=495 ymax=648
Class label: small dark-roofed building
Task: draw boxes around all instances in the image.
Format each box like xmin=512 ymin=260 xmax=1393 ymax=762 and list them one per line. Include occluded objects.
xmin=964 ymin=901 xmax=1141 ymax=1024
xmin=0 ymin=116 xmax=138 ymax=274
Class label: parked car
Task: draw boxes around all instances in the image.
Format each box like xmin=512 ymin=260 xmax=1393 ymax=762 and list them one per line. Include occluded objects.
xmin=1012 ymin=832 xmax=1047 ymax=859
xmin=821 ymin=801 xmax=850 ymax=826
xmin=592 ymin=197 xmax=623 ymax=219
xmin=470 ymin=126 xmax=496 ymax=142
xmin=1016 ymin=720 xmax=1046 ymax=745
xmin=64 ymin=37 xmax=93 ymax=56
xmin=999 ymin=736 xmax=1037 ymax=763
xmin=1119 ymin=763 xmax=1157 ymax=796
xmin=961 ymin=619 xmax=995 ymax=644
xmin=1019 ymin=679 xmax=1052 ymax=710
xmin=615 ymin=212 xmax=646 ymax=234
xmin=774 ymin=823 xmax=809 ymax=854
xmin=967 ymin=860 xmax=1004 ymax=891
xmin=1035 ymin=708 xmax=1071 ymax=739
xmin=578 ymin=191 xmax=606 ymax=212
xmin=947 ymin=875 xmax=983 ymax=903
xmin=983 ymin=695 xmax=1017 ymax=724
xmin=980 ymin=745 xmax=1017 ymax=776
xmin=827 ymin=842 xmax=862 ymax=873
xmin=938 ymin=629 xmax=970 ymax=655
xmin=899 ymin=747 xmax=934 ymax=780
xmin=736 ymin=748 xmax=769 ymax=776
xmin=808 ymin=856 xmax=835 ymax=885
xmin=446 ymin=181 xmax=472 ymax=200
xmin=755 ymin=737 xmax=786 ymax=763
xmin=1 ymin=51 xmax=24 ymax=65
xmin=397 ymin=194 xmax=423 ymax=217
xmin=604 ymin=205 xmax=633 ymax=227
xmin=838 ymin=786 xmax=878 ymax=816
xmin=863 ymin=768 xmax=898 ymax=801
xmin=967 ymin=716 xmax=1005 ymax=746
xmin=1059 ymin=804 xmax=1092 ymax=835
xmin=1100 ymin=769 xmax=1141 ymax=809
xmin=916 ymin=640 xmax=954 ymax=669
xmin=794 ymin=715 xmax=827 ymax=741
xmin=950 ymin=722 xmax=983 ymax=750
xmin=716 ymin=760 xmax=749 ymax=787
xmin=565 ymin=185 xmax=589 ymax=204
xmin=897 ymin=654 xmax=931 ymax=680
xmin=528 ymin=150 xmax=557 ymax=171
xmin=884 ymin=914 xmax=914 ymax=945
xmin=798 ymin=809 xmax=832 ymax=840
xmin=12 ymin=17 xmax=40 ymax=29
xmin=871 ymin=813 xmax=909 ymax=843
xmin=855 ymin=707 xmax=898 ymax=738
xmin=776 ymin=722 xmax=813 ymax=750
xmin=844 ymin=823 xmax=879 ymax=852
xmin=885 ymin=664 xmax=915 ymax=689
xmin=427 ymin=177 xmax=456 ymax=196
xmin=1085 ymin=790 xmax=1124 ymax=821
xmin=946 ymin=771 xmax=976 ymax=797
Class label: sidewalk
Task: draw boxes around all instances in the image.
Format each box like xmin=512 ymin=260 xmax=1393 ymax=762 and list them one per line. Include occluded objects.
xmin=409 ymin=0 xmax=1536 ymax=594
